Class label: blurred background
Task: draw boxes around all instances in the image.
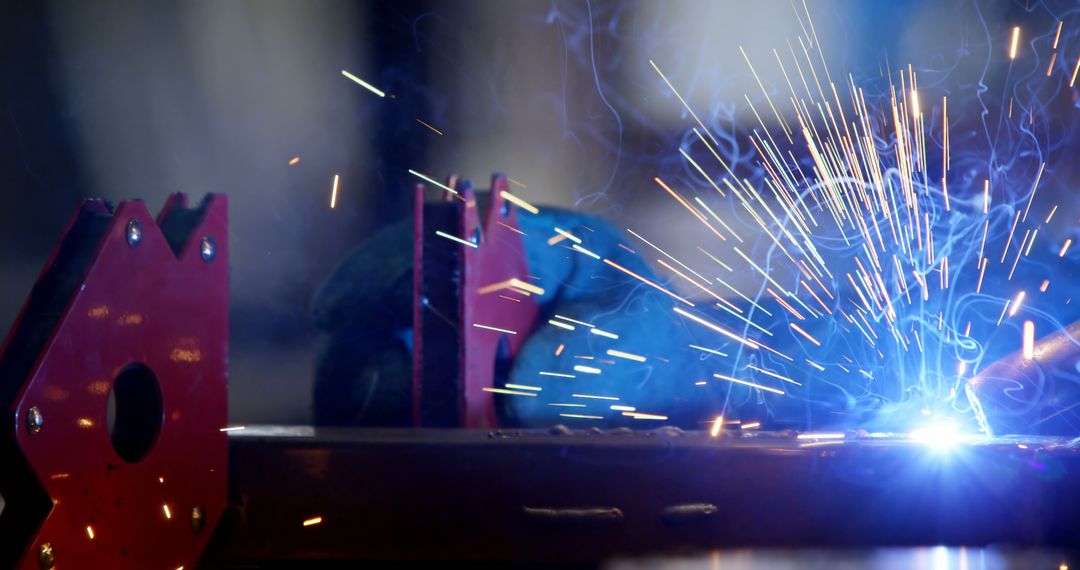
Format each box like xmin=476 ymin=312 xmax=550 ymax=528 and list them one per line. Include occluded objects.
xmin=0 ymin=0 xmax=1057 ymax=425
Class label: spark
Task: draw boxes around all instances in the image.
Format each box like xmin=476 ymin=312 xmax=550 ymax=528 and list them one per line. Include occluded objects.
xmin=434 ymin=230 xmax=477 ymax=249
xmin=629 ymin=228 xmax=716 ymax=281
xmin=746 ymin=365 xmax=801 ymax=385
xmin=302 ymin=516 xmax=323 ymax=527
xmin=506 ymin=384 xmax=542 ymax=391
xmin=997 ymin=301 xmax=1011 ymax=326
xmin=713 ymin=373 xmax=785 ymax=395
xmin=606 ymin=349 xmax=646 ymax=362
xmin=1072 ymin=55 xmax=1080 ymax=87
xmin=554 ymin=315 xmax=594 ymax=327
xmin=796 ymin=432 xmax=845 ymax=440
xmin=1009 ymin=26 xmax=1020 ymax=60
xmin=573 ymin=365 xmax=602 ymax=374
xmin=590 ymin=328 xmax=620 ymax=339
xmin=560 ymin=413 xmax=603 ymax=420
xmin=1021 ymin=162 xmax=1046 ymax=222
xmin=288 ymin=156 xmax=300 ymax=166
xmin=604 ymin=258 xmax=695 ymax=306
xmin=1060 ymin=239 xmax=1072 ymax=257
xmin=219 ymin=426 xmax=246 ymax=432
xmin=472 ymin=323 xmax=517 ymax=335
xmin=1022 ymin=320 xmax=1035 ymax=361
xmin=509 ymin=279 xmax=544 ymax=295
xmin=554 ymin=227 xmax=582 ymax=244
xmin=549 ymin=403 xmax=585 ymax=408
xmin=1009 ymin=291 xmax=1026 ymax=317
xmin=500 ymin=191 xmax=539 ymax=215
xmin=86 ymin=526 xmax=95 ymax=540
xmin=649 ymin=59 xmax=717 ymax=145
xmin=478 ymin=278 xmax=544 ymax=296
xmin=674 ymin=307 xmax=759 ymax=349
xmin=789 ymin=322 xmax=822 ymax=346
xmin=654 ymin=178 xmax=728 ymax=241
xmin=482 ymin=387 xmax=537 ymax=397
xmin=611 ymin=405 xmax=636 ymax=412
xmin=329 ymin=174 xmax=340 ymax=209
xmin=689 ymin=344 xmax=727 ymax=357
xmin=508 ymin=177 xmax=528 ymax=189
xmin=415 ymin=118 xmax=443 ymax=135
xmin=408 ymin=169 xmax=459 ymax=195
xmin=624 ymin=412 xmax=669 ymax=420
xmin=710 ymin=416 xmax=724 ymax=437
xmin=740 ymin=422 xmax=761 ymax=429
xmin=572 ymin=393 xmax=619 ymax=401
xmin=163 ymin=504 xmax=172 ymax=519
xmin=539 ymin=371 xmax=575 ymax=378
xmin=341 ymin=69 xmax=385 ymax=97
xmin=548 ymin=320 xmax=575 ymax=331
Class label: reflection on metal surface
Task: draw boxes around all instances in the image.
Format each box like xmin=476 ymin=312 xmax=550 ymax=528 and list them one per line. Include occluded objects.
xmin=522 ymin=506 xmax=624 ymax=528
xmin=118 ymin=313 xmax=144 ymax=326
xmin=660 ymin=502 xmax=718 ymax=526
xmin=607 ymin=548 xmax=1073 ymax=570
xmin=226 ymin=425 xmax=315 ymax=438
xmin=170 ymin=348 xmax=202 ymax=363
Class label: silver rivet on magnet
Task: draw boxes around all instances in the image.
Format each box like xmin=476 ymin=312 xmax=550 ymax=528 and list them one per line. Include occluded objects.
xmin=200 ymin=236 xmax=217 ymax=263
xmin=190 ymin=505 xmax=205 ymax=533
xmin=126 ymin=219 xmax=143 ymax=247
xmin=26 ymin=406 xmax=43 ymax=435
xmin=37 ymin=542 xmax=55 ymax=569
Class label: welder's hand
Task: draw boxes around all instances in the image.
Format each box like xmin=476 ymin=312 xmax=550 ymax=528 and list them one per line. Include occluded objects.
xmin=310 ymin=206 xmax=724 ymax=427
xmin=311 ymin=219 xmax=414 ymax=425
xmin=504 ymin=209 xmax=719 ymax=426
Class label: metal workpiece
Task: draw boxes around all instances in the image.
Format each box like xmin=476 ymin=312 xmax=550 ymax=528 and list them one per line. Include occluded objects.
xmin=200 ymin=426 xmax=1080 ymax=566
xmin=970 ymin=318 xmax=1080 ymax=435
xmin=0 ymin=194 xmax=229 ymax=570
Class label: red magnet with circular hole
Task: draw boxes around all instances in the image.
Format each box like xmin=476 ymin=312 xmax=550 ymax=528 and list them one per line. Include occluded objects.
xmin=0 ymin=194 xmax=228 ymax=569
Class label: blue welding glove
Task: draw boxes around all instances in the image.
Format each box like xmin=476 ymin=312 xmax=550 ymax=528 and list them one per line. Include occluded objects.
xmin=312 ymin=203 xmax=779 ymax=428
xmin=504 ymin=208 xmax=720 ymax=427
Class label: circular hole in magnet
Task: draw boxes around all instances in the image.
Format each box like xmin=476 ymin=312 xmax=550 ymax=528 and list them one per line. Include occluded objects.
xmin=107 ymin=364 xmax=164 ymax=463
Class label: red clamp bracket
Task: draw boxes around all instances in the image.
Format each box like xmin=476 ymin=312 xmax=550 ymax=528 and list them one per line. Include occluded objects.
xmin=0 ymin=194 xmax=228 ymax=569
xmin=413 ymin=174 xmax=539 ymax=427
